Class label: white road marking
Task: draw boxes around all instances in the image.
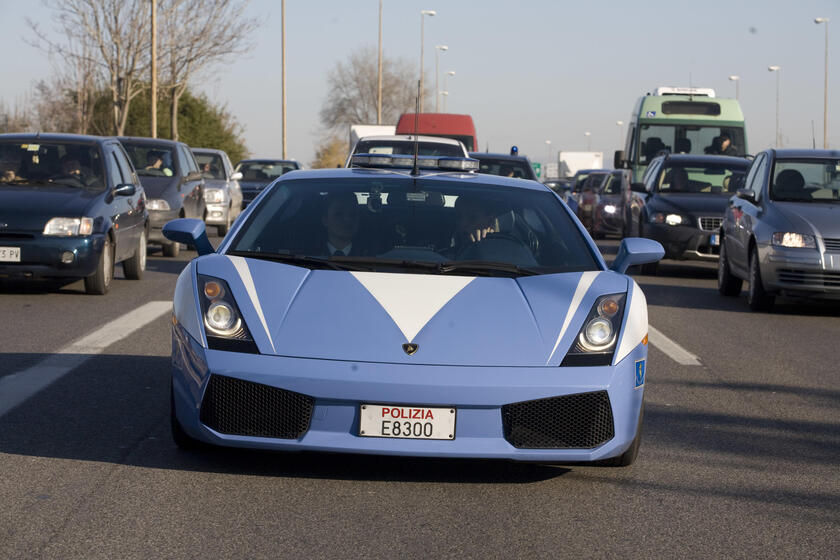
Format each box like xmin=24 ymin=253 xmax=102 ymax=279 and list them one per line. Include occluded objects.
xmin=648 ymin=325 xmax=702 ymax=366
xmin=0 ymin=300 xmax=171 ymax=418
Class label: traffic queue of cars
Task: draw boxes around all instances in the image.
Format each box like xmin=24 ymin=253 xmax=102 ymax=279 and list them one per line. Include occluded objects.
xmin=0 ymin=131 xmax=298 ymax=294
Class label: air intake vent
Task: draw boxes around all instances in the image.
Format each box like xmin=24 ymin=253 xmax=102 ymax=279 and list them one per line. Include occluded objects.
xmin=502 ymin=391 xmax=614 ymax=449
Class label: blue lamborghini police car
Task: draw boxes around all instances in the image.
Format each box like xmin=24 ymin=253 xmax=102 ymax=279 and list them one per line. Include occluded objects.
xmin=164 ymin=153 xmax=663 ymax=465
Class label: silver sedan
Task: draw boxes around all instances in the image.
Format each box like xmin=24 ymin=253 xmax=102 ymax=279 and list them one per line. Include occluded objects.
xmin=718 ymin=148 xmax=840 ymax=310
xmin=192 ymin=148 xmax=243 ymax=236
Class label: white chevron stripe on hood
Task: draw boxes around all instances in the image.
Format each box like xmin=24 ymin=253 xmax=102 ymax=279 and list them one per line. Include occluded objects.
xmin=228 ymin=255 xmax=276 ymax=353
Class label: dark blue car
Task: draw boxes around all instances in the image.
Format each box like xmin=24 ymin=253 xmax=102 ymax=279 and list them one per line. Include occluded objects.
xmin=0 ymin=133 xmax=148 ymax=294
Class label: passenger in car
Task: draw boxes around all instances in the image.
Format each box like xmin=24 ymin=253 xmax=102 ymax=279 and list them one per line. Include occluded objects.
xmin=0 ymin=151 xmax=25 ymax=183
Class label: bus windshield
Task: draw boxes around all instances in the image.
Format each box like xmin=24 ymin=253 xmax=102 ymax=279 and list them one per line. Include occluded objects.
xmin=637 ymin=124 xmax=746 ymax=164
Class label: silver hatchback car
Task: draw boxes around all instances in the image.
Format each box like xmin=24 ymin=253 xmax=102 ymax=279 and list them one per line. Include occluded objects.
xmin=192 ymin=148 xmax=243 ymax=236
xmin=718 ymin=149 xmax=840 ymax=310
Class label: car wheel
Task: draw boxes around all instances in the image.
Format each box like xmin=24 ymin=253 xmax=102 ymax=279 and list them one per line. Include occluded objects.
xmin=747 ymin=247 xmax=775 ymax=311
xmin=600 ymin=403 xmax=644 ymax=467
xmin=717 ymin=240 xmax=742 ymax=296
xmin=640 ymin=261 xmax=659 ymax=275
xmin=162 ymin=240 xmax=180 ymax=258
xmin=122 ymin=231 xmax=147 ymax=280
xmin=171 ymin=384 xmax=205 ymax=451
xmin=84 ymin=235 xmax=114 ymax=295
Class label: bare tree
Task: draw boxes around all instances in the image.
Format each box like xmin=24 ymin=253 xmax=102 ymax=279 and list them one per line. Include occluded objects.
xmin=30 ymin=0 xmax=150 ymax=136
xmin=158 ymin=0 xmax=258 ymax=141
xmin=320 ymin=47 xmax=429 ymax=131
xmin=310 ymin=135 xmax=348 ymax=169
xmin=0 ymin=100 xmax=33 ymax=134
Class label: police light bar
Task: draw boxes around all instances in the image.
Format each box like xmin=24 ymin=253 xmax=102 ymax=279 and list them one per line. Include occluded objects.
xmin=350 ymin=154 xmax=479 ymax=172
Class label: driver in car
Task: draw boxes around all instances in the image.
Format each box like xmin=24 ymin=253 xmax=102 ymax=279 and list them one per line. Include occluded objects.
xmin=446 ymin=195 xmax=499 ymax=256
xmin=0 ymin=152 xmax=25 ymax=183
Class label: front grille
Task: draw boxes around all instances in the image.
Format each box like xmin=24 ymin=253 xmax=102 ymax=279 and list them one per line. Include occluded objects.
xmin=502 ymin=391 xmax=614 ymax=449
xmin=777 ymin=269 xmax=840 ymax=288
xmin=200 ymin=375 xmax=314 ymax=438
xmin=0 ymin=232 xmax=35 ymax=239
xmin=824 ymin=238 xmax=840 ymax=252
xmin=698 ymin=217 xmax=722 ymax=231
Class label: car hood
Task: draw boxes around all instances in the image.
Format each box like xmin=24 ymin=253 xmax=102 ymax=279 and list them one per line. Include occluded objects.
xmin=136 ymin=174 xmax=179 ymax=199
xmin=0 ymin=185 xmax=99 ymax=231
xmin=239 ymin=180 xmax=271 ymax=190
xmin=773 ymin=201 xmax=840 ymax=238
xmin=649 ymin=193 xmax=730 ymax=216
xmin=179 ymin=255 xmax=648 ymax=368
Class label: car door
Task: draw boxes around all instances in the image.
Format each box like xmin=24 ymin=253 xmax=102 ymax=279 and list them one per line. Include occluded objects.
xmin=224 ymin=153 xmax=243 ymax=216
xmin=113 ymin=143 xmax=145 ymax=249
xmin=727 ymin=153 xmax=768 ymax=275
xmin=103 ymin=145 xmax=134 ymax=261
xmin=177 ymin=145 xmax=203 ymax=218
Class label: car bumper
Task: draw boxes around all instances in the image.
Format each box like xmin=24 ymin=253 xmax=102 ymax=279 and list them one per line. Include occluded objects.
xmin=759 ymin=244 xmax=840 ymax=298
xmin=594 ymin=212 xmax=624 ymax=236
xmin=171 ymin=321 xmax=647 ymax=462
xmin=645 ymin=223 xmax=720 ymax=260
xmin=204 ymin=203 xmax=231 ymax=226
xmin=0 ymin=234 xmax=105 ymax=280
xmin=148 ymin=209 xmax=181 ymax=243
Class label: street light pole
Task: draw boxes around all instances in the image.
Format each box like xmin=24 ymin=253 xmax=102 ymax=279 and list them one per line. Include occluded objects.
xmin=150 ymin=0 xmax=157 ymax=138
xmin=816 ymin=17 xmax=829 ymax=148
xmin=616 ymin=120 xmax=623 ymax=150
xmin=418 ymin=10 xmax=436 ymax=113
xmin=443 ymin=71 xmax=454 ymax=111
xmin=434 ymin=45 xmax=447 ymax=112
xmin=768 ymin=66 xmax=781 ymax=147
xmin=585 ymin=131 xmax=591 ymax=151
xmin=281 ymin=0 xmax=287 ymax=158
xmin=728 ymin=75 xmax=740 ymax=101
xmin=545 ymin=140 xmax=551 ymax=163
xmin=377 ymin=0 xmax=382 ymax=125
xmin=440 ymin=91 xmax=449 ymax=112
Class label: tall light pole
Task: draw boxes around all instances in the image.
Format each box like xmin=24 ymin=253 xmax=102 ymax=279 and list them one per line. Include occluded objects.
xmin=768 ymin=66 xmax=781 ymax=147
xmin=434 ymin=45 xmax=447 ymax=112
xmin=377 ymin=0 xmax=383 ymax=125
xmin=585 ymin=131 xmax=591 ymax=151
xmin=728 ymin=75 xmax=740 ymax=100
xmin=616 ymin=120 xmax=623 ymax=150
xmin=545 ymin=140 xmax=552 ymax=163
xmin=150 ymin=0 xmax=157 ymax=138
xmin=442 ymin=70 xmax=454 ymax=111
xmin=281 ymin=0 xmax=287 ymax=158
xmin=418 ymin=10 xmax=436 ymax=113
xmin=815 ymin=17 xmax=829 ymax=148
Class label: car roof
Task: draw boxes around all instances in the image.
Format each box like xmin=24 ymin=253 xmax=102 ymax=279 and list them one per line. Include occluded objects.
xmin=469 ymin=152 xmax=532 ymax=163
xmin=359 ymin=135 xmax=465 ymax=146
xmin=191 ymin=147 xmax=228 ymax=155
xmin=238 ymin=158 xmax=298 ymax=164
xmin=275 ymin=167 xmax=551 ymax=192
xmin=118 ymin=136 xmax=184 ymax=147
xmin=653 ymin=154 xmax=750 ymax=166
xmin=770 ymin=148 xmax=840 ymax=159
xmin=574 ymin=169 xmax=611 ymax=175
xmin=0 ymin=132 xmax=112 ymax=146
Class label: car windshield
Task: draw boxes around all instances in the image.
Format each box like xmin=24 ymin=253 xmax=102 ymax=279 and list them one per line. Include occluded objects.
xmin=237 ymin=161 xmax=297 ymax=182
xmin=0 ymin=140 xmax=105 ymax=189
xmin=353 ymin=140 xmax=464 ymax=158
xmin=121 ymin=142 xmax=176 ymax=177
xmin=575 ymin=172 xmax=608 ymax=192
xmin=194 ymin=153 xmax=225 ymax=179
xmin=771 ymin=159 xmax=840 ymax=202
xmin=475 ymin=158 xmax=534 ymax=180
xmin=228 ymin=176 xmax=599 ymax=276
xmin=638 ymin=125 xmax=746 ymax=163
xmin=656 ymin=163 xmax=747 ymax=194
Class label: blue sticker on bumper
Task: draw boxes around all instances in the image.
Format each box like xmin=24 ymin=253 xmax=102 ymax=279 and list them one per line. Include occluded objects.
xmin=635 ymin=359 xmax=646 ymax=389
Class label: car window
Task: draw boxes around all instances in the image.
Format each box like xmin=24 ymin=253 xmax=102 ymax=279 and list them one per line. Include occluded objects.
xmin=178 ymin=145 xmax=198 ymax=176
xmin=743 ymin=153 xmax=766 ymax=199
xmin=194 ymin=152 xmax=225 ymax=179
xmin=237 ymin=162 xmax=297 ymax=181
xmin=113 ymin=146 xmax=136 ymax=185
xmin=476 ymin=159 xmax=535 ymax=180
xmin=121 ymin=142 xmax=175 ymax=177
xmin=108 ymin=152 xmax=125 ymax=187
xmin=639 ymin=125 xmax=746 ymax=162
xmin=656 ymin=163 xmax=748 ymax=194
xmin=771 ymin=159 xmax=840 ymax=202
xmin=229 ymin=177 xmax=600 ymax=275
xmin=0 ymin=140 xmax=105 ymax=190
xmin=604 ymin=174 xmax=622 ymax=195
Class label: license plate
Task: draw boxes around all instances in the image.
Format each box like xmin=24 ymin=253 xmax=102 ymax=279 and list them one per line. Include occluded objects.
xmin=359 ymin=404 xmax=456 ymax=440
xmin=0 ymin=247 xmax=21 ymax=262
xmin=710 ymin=234 xmax=720 ymax=246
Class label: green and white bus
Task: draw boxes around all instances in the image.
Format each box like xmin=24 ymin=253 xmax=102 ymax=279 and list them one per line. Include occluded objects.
xmin=615 ymin=87 xmax=748 ymax=182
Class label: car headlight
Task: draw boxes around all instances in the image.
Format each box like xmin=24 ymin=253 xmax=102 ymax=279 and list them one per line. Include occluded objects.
xmin=43 ymin=217 xmax=93 ymax=236
xmin=562 ymin=293 xmax=626 ymax=367
xmin=650 ymin=212 xmax=685 ymax=226
xmin=204 ymin=189 xmax=225 ymax=203
xmin=147 ymin=199 xmax=171 ymax=211
xmin=771 ymin=232 xmax=816 ymax=249
xmin=603 ymin=204 xmax=617 ymax=214
xmin=197 ymin=274 xmax=258 ymax=353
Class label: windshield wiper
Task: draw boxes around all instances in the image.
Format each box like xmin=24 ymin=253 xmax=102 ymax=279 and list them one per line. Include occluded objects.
xmin=439 ymin=260 xmax=541 ymax=277
xmin=227 ymin=250 xmax=373 ymax=271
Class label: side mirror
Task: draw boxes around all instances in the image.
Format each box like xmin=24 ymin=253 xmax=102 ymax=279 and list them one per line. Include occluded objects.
xmin=630 ymin=182 xmax=647 ymax=193
xmin=614 ymin=150 xmax=625 ymax=169
xmin=736 ymin=189 xmax=756 ymax=204
xmin=187 ymin=171 xmax=204 ymax=183
xmin=230 ymin=171 xmax=243 ymax=181
xmin=162 ymin=218 xmax=215 ymax=256
xmin=610 ymin=238 xmax=665 ymax=274
xmin=113 ymin=184 xmax=136 ymax=197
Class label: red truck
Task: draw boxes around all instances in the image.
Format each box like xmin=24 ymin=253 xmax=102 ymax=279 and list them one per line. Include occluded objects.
xmin=395 ymin=113 xmax=477 ymax=152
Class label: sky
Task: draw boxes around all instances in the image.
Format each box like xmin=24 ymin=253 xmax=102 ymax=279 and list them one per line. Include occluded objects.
xmin=1 ymin=0 xmax=839 ymax=167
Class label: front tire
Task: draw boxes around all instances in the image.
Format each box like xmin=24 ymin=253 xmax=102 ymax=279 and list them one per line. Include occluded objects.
xmin=84 ymin=235 xmax=114 ymax=295
xmin=162 ymin=240 xmax=180 ymax=258
xmin=122 ymin=231 xmax=147 ymax=280
xmin=717 ymin=240 xmax=742 ymax=296
xmin=600 ymin=403 xmax=644 ymax=467
xmin=747 ymin=247 xmax=775 ymax=311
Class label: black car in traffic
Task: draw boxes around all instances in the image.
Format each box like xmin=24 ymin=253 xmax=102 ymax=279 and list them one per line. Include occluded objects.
xmin=0 ymin=133 xmax=148 ymax=294
xmin=119 ymin=137 xmax=205 ymax=257
xmin=469 ymin=152 xmax=540 ymax=181
xmin=235 ymin=159 xmax=301 ymax=208
xmin=632 ymin=154 xmax=749 ymax=274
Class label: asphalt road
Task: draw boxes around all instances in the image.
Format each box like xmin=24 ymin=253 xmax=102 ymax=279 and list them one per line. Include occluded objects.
xmin=1 ymin=238 xmax=838 ymax=559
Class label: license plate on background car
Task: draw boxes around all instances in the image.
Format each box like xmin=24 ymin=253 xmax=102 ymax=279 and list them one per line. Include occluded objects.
xmin=0 ymin=247 xmax=21 ymax=262
xmin=359 ymin=404 xmax=456 ymax=440
xmin=710 ymin=234 xmax=720 ymax=246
